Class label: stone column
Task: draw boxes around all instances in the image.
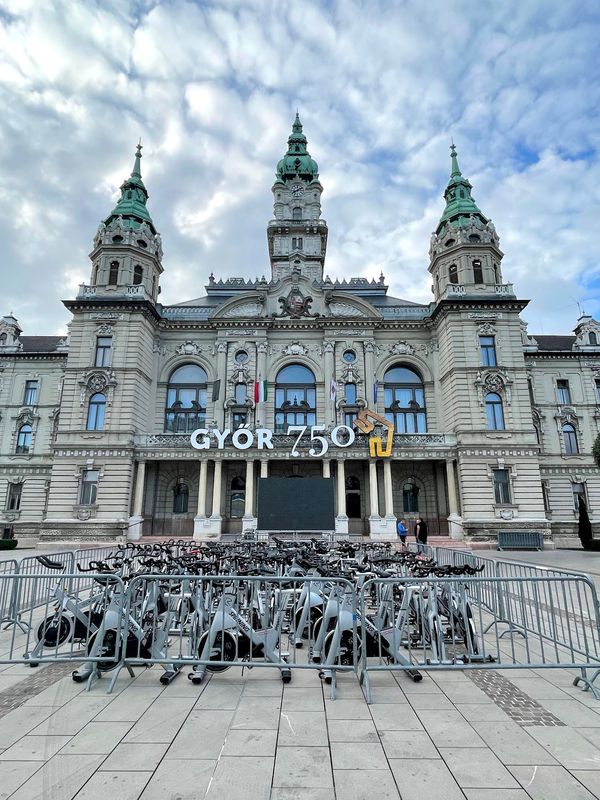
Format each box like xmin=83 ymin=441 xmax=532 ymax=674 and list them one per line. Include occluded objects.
xmin=242 ymin=459 xmax=257 ymax=532
xmin=383 ymin=459 xmax=394 ymax=518
xmin=256 ymin=341 xmax=268 ymax=427
xmin=193 ymin=459 xmax=209 ymax=539
xmin=446 ymin=458 xmax=464 ymax=540
xmin=335 ymin=458 xmax=348 ymax=533
xmin=260 ymin=459 xmax=269 ymax=478
xmin=369 ymin=460 xmax=380 ymax=518
xmin=215 ymin=341 xmax=228 ymax=427
xmin=364 ymin=340 xmax=375 ymax=408
xmin=201 ymin=459 xmax=222 ymax=539
xmin=324 ymin=340 xmax=335 ymax=427
xmin=128 ymin=460 xmax=145 ymax=541
xmin=322 ymin=459 xmax=331 ymax=478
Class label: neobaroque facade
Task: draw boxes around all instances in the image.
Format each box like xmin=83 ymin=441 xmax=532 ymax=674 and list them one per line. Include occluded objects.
xmin=1 ymin=116 xmax=598 ymax=546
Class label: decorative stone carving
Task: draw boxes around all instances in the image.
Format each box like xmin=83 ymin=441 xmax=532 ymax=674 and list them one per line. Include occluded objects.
xmin=283 ymin=341 xmax=307 ymax=356
xmin=475 ymin=369 xmax=512 ymax=405
xmin=328 ymin=302 xmax=367 ymax=318
xmin=96 ymin=324 xmax=114 ymax=336
xmin=175 ymin=340 xmax=202 ymax=355
xmin=222 ymin=303 xmax=263 ymax=318
xmin=256 ymin=342 xmax=268 ymax=354
xmin=389 ymin=341 xmax=414 ymax=355
xmin=88 ymin=373 xmax=108 ymax=392
xmin=217 ymin=342 xmax=228 ymax=354
xmin=275 ymin=287 xmax=315 ymax=318
xmin=323 ymin=341 xmax=335 ymax=354
xmin=477 ymin=322 xmax=495 ymax=336
xmin=229 ymin=364 xmax=251 ymax=384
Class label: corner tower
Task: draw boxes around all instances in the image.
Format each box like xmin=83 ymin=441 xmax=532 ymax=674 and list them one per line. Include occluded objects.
xmin=267 ymin=114 xmax=328 ymax=282
xmin=86 ymin=144 xmax=163 ymax=304
xmin=429 ymin=144 xmax=506 ymax=302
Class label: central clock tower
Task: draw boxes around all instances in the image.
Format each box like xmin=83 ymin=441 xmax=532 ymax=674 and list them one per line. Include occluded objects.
xmin=267 ymin=114 xmax=328 ymax=282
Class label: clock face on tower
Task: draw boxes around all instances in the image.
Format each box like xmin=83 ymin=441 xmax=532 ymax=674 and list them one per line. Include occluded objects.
xmin=291 ymin=183 xmax=304 ymax=198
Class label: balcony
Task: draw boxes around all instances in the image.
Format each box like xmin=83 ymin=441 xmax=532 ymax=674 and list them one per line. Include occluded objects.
xmin=495 ymin=283 xmax=514 ymax=295
xmin=77 ymin=285 xmax=148 ymax=300
xmin=446 ymin=284 xmax=466 ymax=296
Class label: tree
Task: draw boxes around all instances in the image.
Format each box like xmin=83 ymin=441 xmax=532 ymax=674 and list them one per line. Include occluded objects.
xmin=593 ymin=432 xmax=600 ymax=471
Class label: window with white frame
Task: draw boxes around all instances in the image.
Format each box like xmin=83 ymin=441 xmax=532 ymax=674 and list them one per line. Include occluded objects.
xmin=492 ymin=469 xmax=511 ymax=504
xmin=485 ymin=392 xmax=505 ymax=430
xmin=79 ymin=469 xmax=99 ymax=505
xmin=479 ymin=336 xmax=497 ymax=367
xmin=86 ymin=393 xmax=106 ymax=431
xmin=572 ymin=482 xmax=586 ymax=511
xmin=95 ymin=337 xmax=112 ymax=367
xmin=6 ymin=483 xmax=22 ymax=511
xmin=556 ymin=379 xmax=571 ymax=405
xmin=23 ymin=380 xmax=38 ymax=406
xmin=15 ymin=424 xmax=32 ymax=454
xmin=562 ymin=423 xmax=579 ymax=454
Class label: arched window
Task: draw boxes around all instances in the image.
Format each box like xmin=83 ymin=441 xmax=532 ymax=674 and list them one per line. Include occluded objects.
xmin=133 ymin=265 xmax=143 ymax=285
xmin=472 ymin=259 xmax=483 ymax=284
xmin=230 ymin=476 xmax=245 ymax=518
xmin=16 ymin=424 xmax=32 ymax=454
xmin=449 ymin=264 xmax=458 ymax=284
xmin=108 ymin=261 xmax=119 ymax=286
xmin=590 ymin=332 xmax=598 ymax=346
xmin=164 ymin=364 xmax=207 ymax=433
xmin=234 ymin=383 xmax=247 ymax=404
xmin=485 ymin=392 xmax=505 ymax=430
xmin=173 ymin=482 xmax=189 ymax=513
xmin=562 ymin=423 xmax=578 ymax=454
xmin=275 ymin=364 xmax=316 ymax=432
xmin=86 ymin=393 xmax=106 ymax=431
xmin=383 ymin=365 xmax=426 ymax=433
xmin=292 ymin=206 xmax=302 ymax=220
xmin=345 ymin=475 xmax=361 ymax=519
xmin=403 ymin=480 xmax=419 ymax=513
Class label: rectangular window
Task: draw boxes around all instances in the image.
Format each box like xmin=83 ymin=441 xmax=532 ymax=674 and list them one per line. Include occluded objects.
xmin=492 ymin=469 xmax=511 ymax=505
xmin=95 ymin=337 xmax=112 ymax=367
xmin=480 ymin=336 xmax=497 ymax=367
xmin=572 ymin=482 xmax=586 ymax=511
xmin=6 ymin=483 xmax=22 ymax=511
xmin=23 ymin=380 xmax=38 ymax=406
xmin=556 ymin=379 xmax=571 ymax=405
xmin=80 ymin=469 xmax=99 ymax=506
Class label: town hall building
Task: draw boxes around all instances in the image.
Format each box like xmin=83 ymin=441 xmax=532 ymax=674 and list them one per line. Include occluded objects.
xmin=1 ymin=115 xmax=598 ymax=546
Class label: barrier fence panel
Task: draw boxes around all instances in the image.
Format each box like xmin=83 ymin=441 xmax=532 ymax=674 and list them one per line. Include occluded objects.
xmin=120 ymin=574 xmax=357 ymax=697
xmin=0 ymin=573 xmax=124 ymax=675
xmin=0 ymin=559 xmax=18 ymax=627
xmin=358 ymin=575 xmax=600 ymax=703
xmin=11 ymin=551 xmax=76 ymax=627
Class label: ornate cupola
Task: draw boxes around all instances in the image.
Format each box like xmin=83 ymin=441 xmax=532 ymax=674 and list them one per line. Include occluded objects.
xmin=429 ymin=144 xmax=508 ymax=303
xmin=267 ymin=113 xmax=328 ymax=283
xmin=84 ymin=143 xmax=163 ymax=304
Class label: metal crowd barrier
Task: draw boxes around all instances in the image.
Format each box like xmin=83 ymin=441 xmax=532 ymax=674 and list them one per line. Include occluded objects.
xmin=0 ymin=573 xmax=123 ymax=672
xmin=118 ymin=574 xmax=358 ymax=697
xmin=358 ymin=574 xmax=600 ymax=702
xmin=0 ymin=559 xmax=19 ymax=626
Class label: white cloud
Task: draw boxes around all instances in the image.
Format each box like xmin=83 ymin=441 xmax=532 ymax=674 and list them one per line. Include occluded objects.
xmin=0 ymin=0 xmax=598 ymax=336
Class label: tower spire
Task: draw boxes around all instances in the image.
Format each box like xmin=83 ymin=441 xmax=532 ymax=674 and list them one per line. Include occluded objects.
xmin=436 ymin=141 xmax=487 ymax=236
xmin=104 ymin=142 xmax=155 ymax=233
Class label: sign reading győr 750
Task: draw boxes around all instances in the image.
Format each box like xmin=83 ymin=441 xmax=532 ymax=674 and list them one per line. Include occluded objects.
xmin=189 ymin=409 xmax=395 ymax=458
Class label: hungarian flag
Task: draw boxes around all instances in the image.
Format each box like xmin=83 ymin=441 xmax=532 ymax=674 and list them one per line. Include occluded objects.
xmin=373 ymin=377 xmax=379 ymax=404
xmin=254 ymin=379 xmax=268 ymax=403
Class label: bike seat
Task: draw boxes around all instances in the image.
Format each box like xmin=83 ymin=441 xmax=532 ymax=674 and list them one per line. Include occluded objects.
xmin=35 ymin=555 xmax=65 ymax=570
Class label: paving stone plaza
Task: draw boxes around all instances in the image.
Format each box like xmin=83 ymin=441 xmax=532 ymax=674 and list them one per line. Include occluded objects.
xmin=0 ymin=547 xmax=599 ymax=800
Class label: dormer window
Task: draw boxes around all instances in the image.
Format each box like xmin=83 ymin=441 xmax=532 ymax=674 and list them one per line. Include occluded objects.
xmin=590 ymin=332 xmax=598 ymax=346
xmin=469 ymin=234 xmax=481 ymax=243
xmin=445 ymin=238 xmax=455 ymax=247
xmin=137 ymin=239 xmax=147 ymax=249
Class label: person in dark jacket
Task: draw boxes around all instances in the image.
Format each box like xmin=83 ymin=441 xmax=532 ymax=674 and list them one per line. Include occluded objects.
xmin=415 ymin=517 xmax=428 ymax=554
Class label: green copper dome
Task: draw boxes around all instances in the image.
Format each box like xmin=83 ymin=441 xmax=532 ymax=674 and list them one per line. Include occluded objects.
xmin=436 ymin=144 xmax=487 ymax=236
xmin=104 ymin=143 xmax=156 ymax=234
xmin=276 ymin=113 xmax=319 ymax=182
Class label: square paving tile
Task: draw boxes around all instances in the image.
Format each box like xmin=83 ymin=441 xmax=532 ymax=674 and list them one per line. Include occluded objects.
xmin=231 ymin=695 xmax=281 ymax=729
xmin=379 ymin=730 xmax=439 ymax=760
xmin=193 ymin=682 xmax=243 ymax=710
xmin=99 ymin=743 xmax=169 ymax=772
xmin=470 ymin=721 xmax=558 ymax=765
xmin=167 ymin=709 xmax=234 ymax=759
xmin=282 ymin=687 xmax=324 ymax=711
xmin=509 ymin=765 xmax=597 ymax=800
xmin=389 ymin=758 xmax=466 ymax=800
xmin=73 ymin=770 xmax=152 ymax=799
xmin=139 ymin=758 xmax=215 ymax=800
xmin=327 ymin=719 xmax=379 ymax=743
xmin=0 ymin=761 xmax=45 ymax=800
xmin=0 ymin=734 xmax=71 ymax=761
xmin=7 ymin=754 xmax=105 ymax=800
xmin=279 ymin=710 xmax=328 ymax=746
xmin=273 ymin=746 xmax=333 ymax=788
xmin=59 ymin=721 xmax=133 ymax=755
xmin=323 ymin=699 xmax=371 ymax=720
xmin=221 ymin=728 xmax=278 ymax=756
xmin=29 ymin=695 xmax=112 ymax=736
xmin=271 ymin=790 xmax=335 ymax=800
xmin=123 ymin=696 xmax=196 ymax=744
xmin=439 ymin=747 xmax=520 ymax=789
xmin=334 ymin=768 xmax=401 ymax=799
xmin=94 ymin=687 xmax=163 ymax=723
xmin=526 ymin=726 xmax=600 ymax=770
xmin=369 ymin=703 xmax=423 ymax=731
xmin=330 ymin=741 xmax=388 ymax=770
xmin=205 ymin=755 xmax=273 ymax=798
xmin=415 ymin=709 xmax=485 ymax=748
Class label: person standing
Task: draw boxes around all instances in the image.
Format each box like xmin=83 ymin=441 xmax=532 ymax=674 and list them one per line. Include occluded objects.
xmin=415 ymin=517 xmax=428 ymax=554
xmin=396 ymin=518 xmax=408 ymax=550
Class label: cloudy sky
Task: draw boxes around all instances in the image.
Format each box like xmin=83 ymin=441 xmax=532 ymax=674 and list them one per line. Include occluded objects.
xmin=0 ymin=0 xmax=599 ymax=336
